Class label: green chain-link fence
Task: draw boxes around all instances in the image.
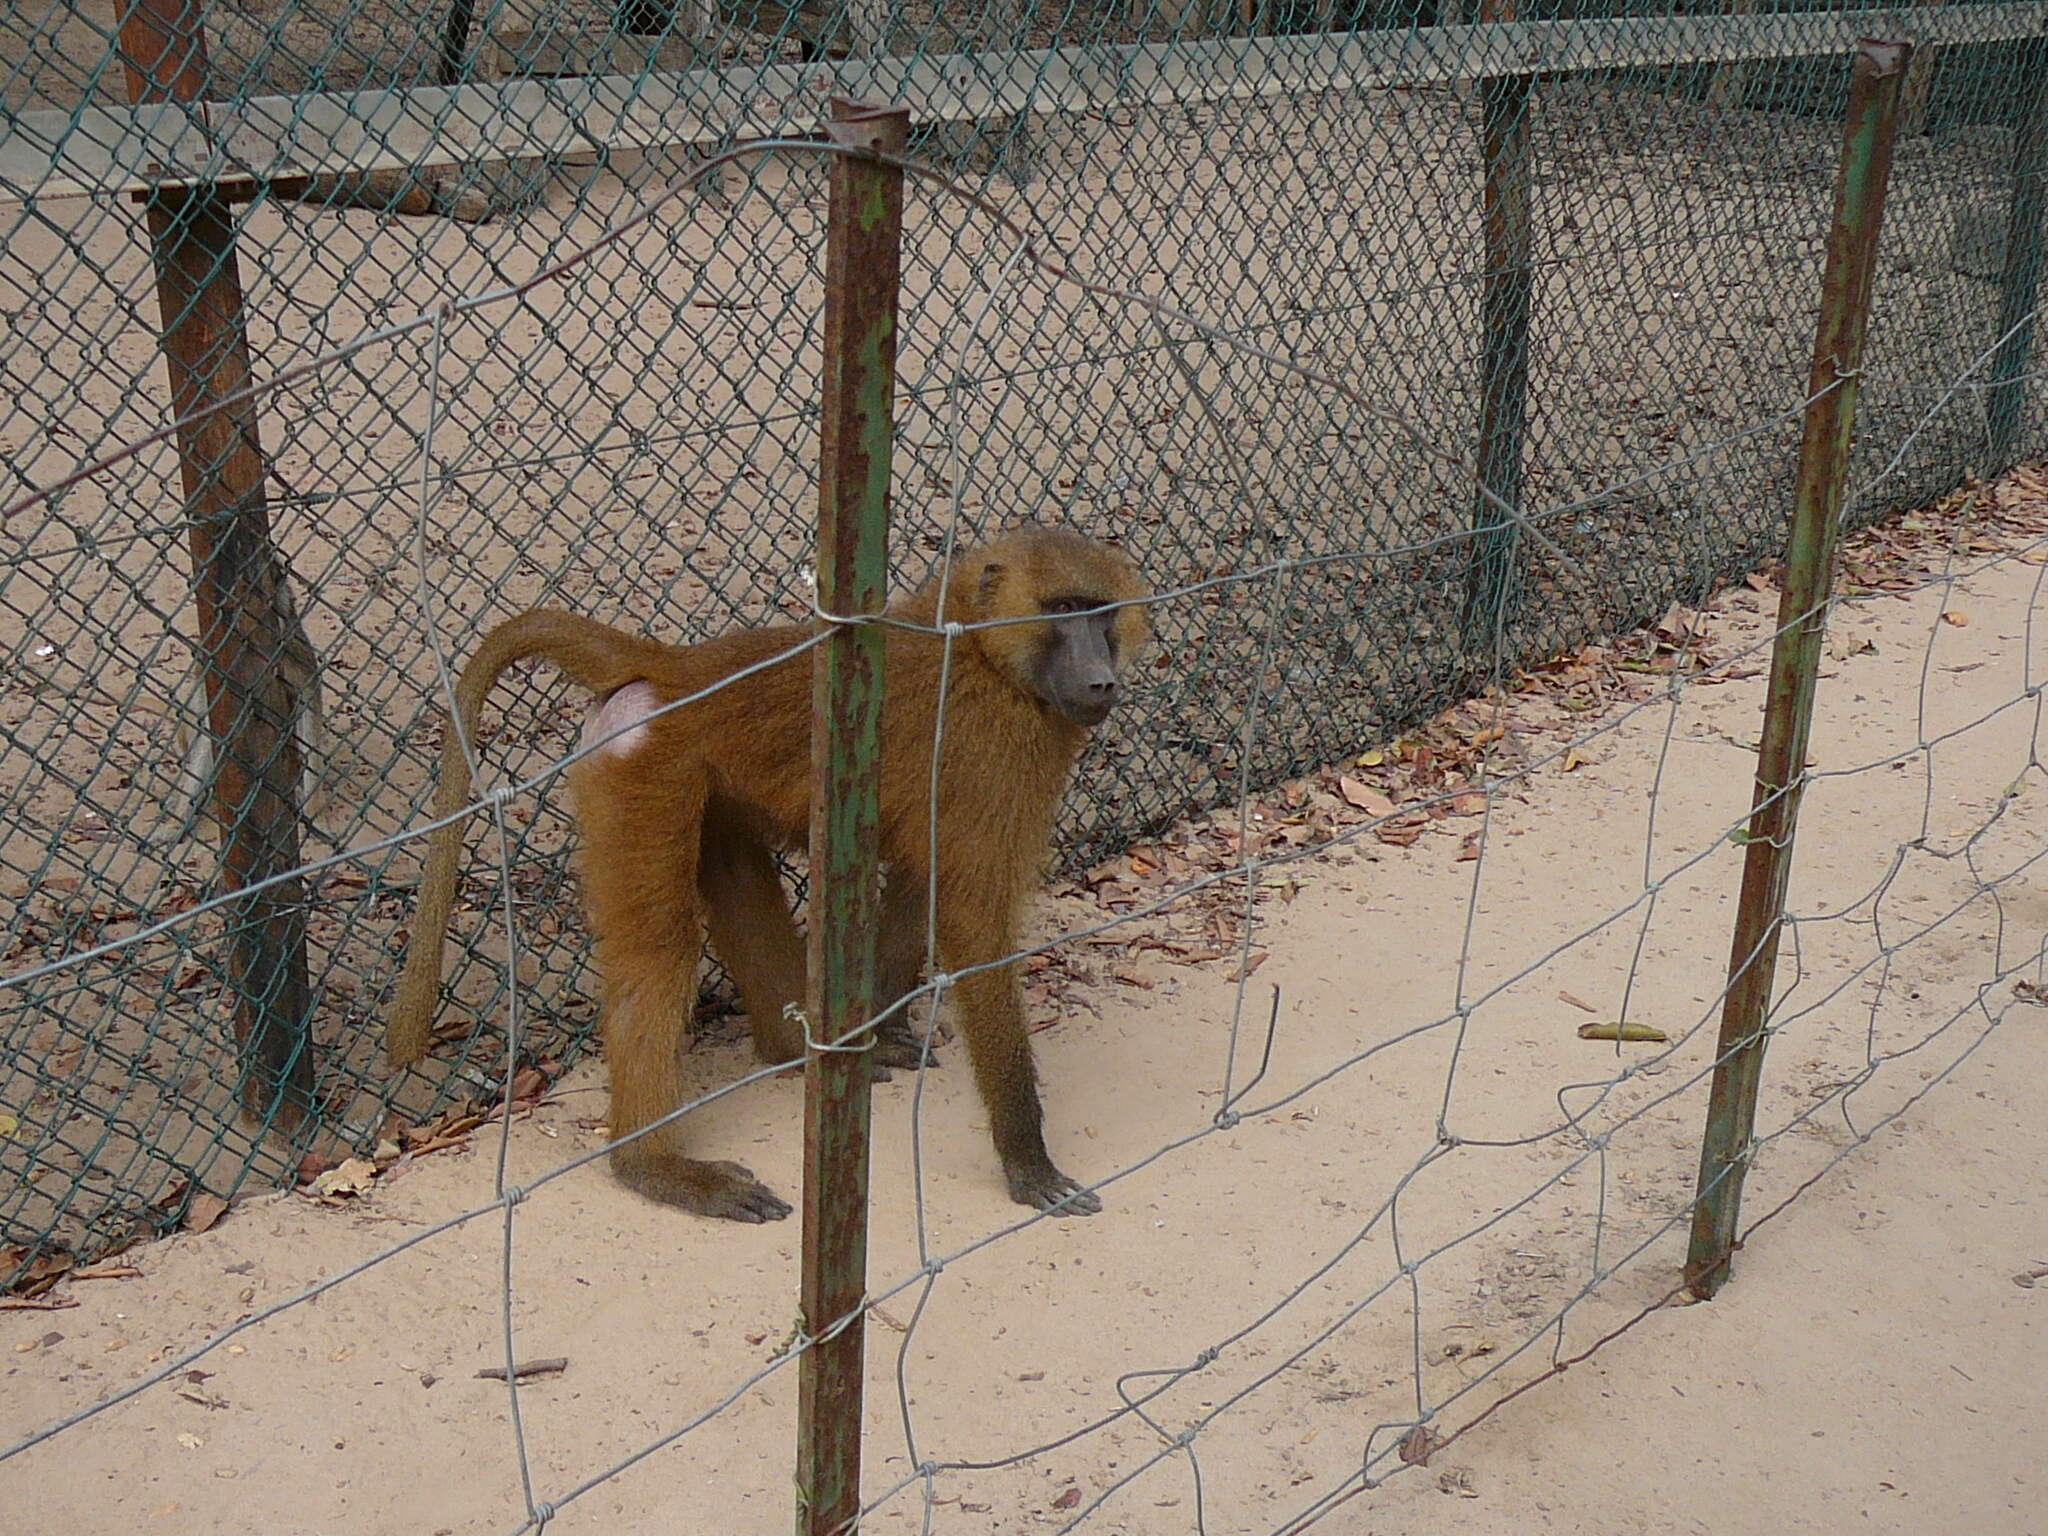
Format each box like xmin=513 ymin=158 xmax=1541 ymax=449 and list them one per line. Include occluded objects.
xmin=2 ymin=0 xmax=2042 ymax=1282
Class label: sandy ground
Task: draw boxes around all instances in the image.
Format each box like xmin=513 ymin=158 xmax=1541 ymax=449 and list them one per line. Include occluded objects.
xmin=2 ymin=478 xmax=2045 ymax=1533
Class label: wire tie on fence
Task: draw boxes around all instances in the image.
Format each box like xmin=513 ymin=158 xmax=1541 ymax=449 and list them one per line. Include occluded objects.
xmin=809 ymin=597 xmax=886 ymax=628
xmin=1192 ymin=1346 xmax=1219 ymax=1369
xmin=941 ymin=620 xmax=965 ymax=639
xmin=923 ymin=1257 xmax=945 ymax=1279
xmin=928 ymin=969 xmax=958 ymax=994
xmin=503 ymin=1182 xmax=531 ymax=1208
xmin=1175 ymin=1427 xmax=1198 ymax=1447
xmin=783 ymin=1001 xmax=874 ymax=1054
xmin=532 ymin=1501 xmax=558 ymax=1526
xmin=1212 ymin=1108 xmax=1241 ymax=1131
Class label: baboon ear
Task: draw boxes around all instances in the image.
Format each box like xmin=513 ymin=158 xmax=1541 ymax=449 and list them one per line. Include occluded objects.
xmin=977 ymin=560 xmax=1006 ymax=603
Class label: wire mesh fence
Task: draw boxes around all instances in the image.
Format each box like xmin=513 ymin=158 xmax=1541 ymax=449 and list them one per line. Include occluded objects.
xmin=0 ymin=11 xmax=2045 ymax=1520
xmin=0 ymin=0 xmax=2043 ymax=1377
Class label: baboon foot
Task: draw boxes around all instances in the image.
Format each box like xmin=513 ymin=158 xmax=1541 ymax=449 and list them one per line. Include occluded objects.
xmin=612 ymin=1149 xmax=792 ymax=1222
xmin=1005 ymin=1159 xmax=1103 ymax=1217
xmin=870 ymin=1015 xmax=940 ymax=1079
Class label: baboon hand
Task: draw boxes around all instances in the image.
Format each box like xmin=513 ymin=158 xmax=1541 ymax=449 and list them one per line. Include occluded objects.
xmin=1005 ymin=1160 xmax=1103 ymax=1217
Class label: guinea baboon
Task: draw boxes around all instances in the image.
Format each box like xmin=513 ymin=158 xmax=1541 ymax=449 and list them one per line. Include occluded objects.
xmin=387 ymin=526 xmax=1150 ymax=1222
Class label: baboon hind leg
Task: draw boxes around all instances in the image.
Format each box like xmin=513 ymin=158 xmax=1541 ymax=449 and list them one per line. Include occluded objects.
xmin=697 ymin=811 xmax=806 ymax=1066
xmin=697 ymin=822 xmax=941 ymax=1077
xmin=872 ymin=865 xmax=938 ymax=1071
xmin=569 ymin=708 xmax=789 ymax=1222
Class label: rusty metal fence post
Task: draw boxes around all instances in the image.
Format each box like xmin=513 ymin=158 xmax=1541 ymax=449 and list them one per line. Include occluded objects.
xmin=1462 ymin=0 xmax=1536 ymax=656
xmin=1984 ymin=38 xmax=2048 ymax=471
xmin=119 ymin=0 xmax=317 ymax=1131
xmin=1686 ymin=38 xmax=1910 ymax=1302
xmin=795 ymin=98 xmax=908 ymax=1536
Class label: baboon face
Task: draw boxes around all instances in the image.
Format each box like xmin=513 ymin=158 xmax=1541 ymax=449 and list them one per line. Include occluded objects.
xmin=968 ymin=530 xmax=1150 ymax=729
xmin=1033 ymin=596 xmax=1127 ymax=726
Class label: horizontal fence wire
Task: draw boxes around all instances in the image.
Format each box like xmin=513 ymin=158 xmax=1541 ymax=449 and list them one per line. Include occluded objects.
xmin=1 ymin=0 xmax=2045 ymax=1337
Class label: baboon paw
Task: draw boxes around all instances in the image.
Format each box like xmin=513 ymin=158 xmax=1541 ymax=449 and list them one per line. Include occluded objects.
xmin=614 ymin=1152 xmax=792 ymax=1222
xmin=697 ymin=1162 xmax=794 ymax=1223
xmin=1006 ymin=1163 xmax=1103 ymax=1217
xmin=871 ymin=1024 xmax=939 ymax=1074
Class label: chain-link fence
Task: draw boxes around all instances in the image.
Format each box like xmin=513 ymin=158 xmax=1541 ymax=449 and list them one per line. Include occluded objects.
xmin=2 ymin=0 xmax=2044 ymax=1278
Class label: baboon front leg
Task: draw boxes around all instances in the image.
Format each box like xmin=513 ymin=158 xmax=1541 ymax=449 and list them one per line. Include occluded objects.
xmin=568 ymin=730 xmax=790 ymax=1223
xmin=938 ymin=901 xmax=1100 ymax=1217
xmin=697 ymin=811 xmax=806 ymax=1066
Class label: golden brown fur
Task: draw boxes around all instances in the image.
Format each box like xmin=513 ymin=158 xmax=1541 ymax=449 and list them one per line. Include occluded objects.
xmin=387 ymin=527 xmax=1149 ymax=1220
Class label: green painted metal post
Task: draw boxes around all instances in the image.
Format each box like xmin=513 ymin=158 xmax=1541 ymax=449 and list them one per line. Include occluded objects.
xmin=1462 ymin=0 xmax=1536 ymax=657
xmin=1984 ymin=39 xmax=2048 ymax=471
xmin=1686 ymin=38 xmax=1911 ymax=1302
xmin=119 ymin=0 xmax=317 ymax=1132
xmin=796 ymin=97 xmax=907 ymax=1536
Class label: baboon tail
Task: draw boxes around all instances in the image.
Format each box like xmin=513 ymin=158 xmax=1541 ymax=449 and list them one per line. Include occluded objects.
xmin=386 ymin=609 xmax=666 ymax=1066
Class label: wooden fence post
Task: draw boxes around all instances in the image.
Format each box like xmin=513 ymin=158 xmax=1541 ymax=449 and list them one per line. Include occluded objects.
xmin=1984 ymin=38 xmax=2048 ymax=470
xmin=119 ymin=0 xmax=317 ymax=1130
xmin=1462 ymin=0 xmax=1535 ymax=656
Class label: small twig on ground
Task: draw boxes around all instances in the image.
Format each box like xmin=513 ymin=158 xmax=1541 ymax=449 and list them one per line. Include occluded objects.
xmin=475 ymin=1357 xmax=569 ymax=1382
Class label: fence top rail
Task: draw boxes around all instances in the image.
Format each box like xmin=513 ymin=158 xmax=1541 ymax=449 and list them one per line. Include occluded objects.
xmin=2 ymin=3 xmax=2043 ymax=203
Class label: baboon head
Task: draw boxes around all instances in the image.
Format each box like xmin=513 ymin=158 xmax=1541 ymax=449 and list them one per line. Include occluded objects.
xmin=964 ymin=527 xmax=1151 ymax=727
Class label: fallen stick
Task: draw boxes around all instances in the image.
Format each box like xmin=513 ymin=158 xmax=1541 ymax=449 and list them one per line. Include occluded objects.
xmin=475 ymin=1356 xmax=568 ymax=1382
